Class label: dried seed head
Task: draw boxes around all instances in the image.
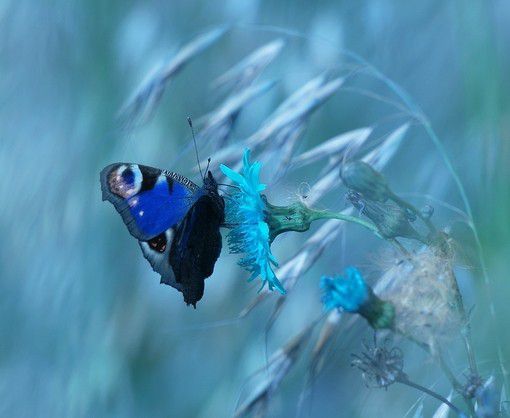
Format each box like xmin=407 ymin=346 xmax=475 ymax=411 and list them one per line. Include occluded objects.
xmin=351 ymin=338 xmax=406 ymax=388
xmin=462 ymin=373 xmax=485 ymax=399
xmin=378 ymin=248 xmax=462 ymax=348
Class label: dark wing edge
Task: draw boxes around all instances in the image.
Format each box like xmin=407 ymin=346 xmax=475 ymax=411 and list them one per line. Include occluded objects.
xmin=169 ymin=194 xmax=224 ymax=307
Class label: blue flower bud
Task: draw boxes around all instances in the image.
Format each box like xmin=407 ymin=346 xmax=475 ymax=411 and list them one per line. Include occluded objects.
xmin=320 ymin=267 xmax=369 ymax=312
xmin=320 ymin=267 xmax=394 ymax=329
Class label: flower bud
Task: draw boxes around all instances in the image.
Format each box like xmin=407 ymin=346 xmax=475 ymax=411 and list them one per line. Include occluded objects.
xmin=347 ymin=192 xmax=424 ymax=242
xmin=320 ymin=267 xmax=395 ymax=329
xmin=340 ymin=161 xmax=390 ymax=202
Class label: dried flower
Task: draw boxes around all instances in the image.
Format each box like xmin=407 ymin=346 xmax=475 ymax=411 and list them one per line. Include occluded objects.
xmin=462 ymin=374 xmax=485 ymax=399
xmin=220 ymin=149 xmax=284 ymax=293
xmin=351 ymin=339 xmax=405 ymax=388
xmin=352 ymin=340 xmax=467 ymax=417
xmin=377 ymin=248 xmax=463 ymax=348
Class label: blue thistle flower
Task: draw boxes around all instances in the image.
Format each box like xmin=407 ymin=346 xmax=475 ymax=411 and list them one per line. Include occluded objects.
xmin=320 ymin=267 xmax=395 ymax=329
xmin=320 ymin=267 xmax=369 ymax=312
xmin=220 ymin=149 xmax=285 ymax=294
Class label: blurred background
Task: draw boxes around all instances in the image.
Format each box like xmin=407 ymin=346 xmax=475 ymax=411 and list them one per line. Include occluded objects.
xmin=1 ymin=1 xmax=509 ymax=417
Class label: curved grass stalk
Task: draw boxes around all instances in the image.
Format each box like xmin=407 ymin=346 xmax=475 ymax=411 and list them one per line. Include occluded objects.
xmin=235 ymin=22 xmax=508 ymax=393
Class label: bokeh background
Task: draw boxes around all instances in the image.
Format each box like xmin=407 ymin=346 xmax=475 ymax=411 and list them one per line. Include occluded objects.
xmin=1 ymin=1 xmax=509 ymax=417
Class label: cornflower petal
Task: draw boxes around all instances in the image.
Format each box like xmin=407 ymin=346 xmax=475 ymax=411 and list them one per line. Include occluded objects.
xmin=220 ymin=149 xmax=285 ymax=294
xmin=320 ymin=267 xmax=369 ymax=312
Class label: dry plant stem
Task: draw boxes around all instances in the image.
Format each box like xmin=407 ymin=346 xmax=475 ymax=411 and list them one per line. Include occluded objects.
xmin=420 ymin=115 xmax=506 ymax=390
xmin=397 ymin=375 xmax=465 ymax=417
xmin=392 ymin=329 xmax=474 ymax=414
xmin=448 ymin=269 xmax=479 ymax=377
xmin=436 ymin=349 xmax=463 ymax=392
xmin=388 ymin=238 xmax=411 ymax=257
xmin=390 ymin=194 xmax=436 ymax=233
xmin=436 ymin=348 xmax=476 ymax=416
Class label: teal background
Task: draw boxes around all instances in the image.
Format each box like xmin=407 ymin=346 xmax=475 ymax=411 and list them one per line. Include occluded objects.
xmin=1 ymin=1 xmax=509 ymax=417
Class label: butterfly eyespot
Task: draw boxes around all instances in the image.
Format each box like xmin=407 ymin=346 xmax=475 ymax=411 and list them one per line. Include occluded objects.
xmin=148 ymin=233 xmax=167 ymax=253
xmin=108 ymin=164 xmax=143 ymax=198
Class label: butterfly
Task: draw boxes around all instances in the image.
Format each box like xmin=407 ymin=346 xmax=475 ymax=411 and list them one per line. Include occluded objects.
xmin=100 ymin=163 xmax=224 ymax=307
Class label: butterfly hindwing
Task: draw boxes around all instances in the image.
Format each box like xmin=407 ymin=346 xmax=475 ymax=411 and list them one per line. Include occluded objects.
xmin=138 ymin=228 xmax=182 ymax=292
xmin=100 ymin=163 xmax=199 ymax=241
xmin=169 ymin=190 xmax=224 ymax=307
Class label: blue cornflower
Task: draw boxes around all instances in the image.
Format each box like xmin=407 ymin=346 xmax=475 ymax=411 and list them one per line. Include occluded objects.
xmin=320 ymin=267 xmax=369 ymax=312
xmin=220 ymin=149 xmax=285 ymax=294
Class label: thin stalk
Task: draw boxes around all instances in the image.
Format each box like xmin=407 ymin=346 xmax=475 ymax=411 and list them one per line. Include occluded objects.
xmin=396 ymin=375 xmax=465 ymax=417
xmin=264 ymin=199 xmax=382 ymax=242
xmin=238 ymin=20 xmax=505 ymax=391
xmin=391 ymin=327 xmax=474 ymax=413
xmin=436 ymin=348 xmax=476 ymax=416
xmin=446 ymin=267 xmax=479 ymax=377
xmin=422 ymin=122 xmax=507 ymax=389
xmin=307 ymin=209 xmax=382 ymax=237
xmin=388 ymin=238 xmax=411 ymax=257
xmin=389 ymin=193 xmax=436 ymax=234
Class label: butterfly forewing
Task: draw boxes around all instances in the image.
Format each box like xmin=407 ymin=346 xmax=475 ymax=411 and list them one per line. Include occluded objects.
xmin=100 ymin=163 xmax=199 ymax=241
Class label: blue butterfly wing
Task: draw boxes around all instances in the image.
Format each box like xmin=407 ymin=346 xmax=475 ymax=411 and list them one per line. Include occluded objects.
xmin=100 ymin=163 xmax=200 ymax=241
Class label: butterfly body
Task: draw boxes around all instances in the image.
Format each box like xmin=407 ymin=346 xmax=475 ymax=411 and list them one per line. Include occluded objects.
xmin=100 ymin=163 xmax=224 ymax=307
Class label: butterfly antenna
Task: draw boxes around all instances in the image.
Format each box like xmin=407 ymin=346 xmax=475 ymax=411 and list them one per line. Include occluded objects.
xmin=187 ymin=116 xmax=204 ymax=180
xmin=205 ymin=157 xmax=211 ymax=175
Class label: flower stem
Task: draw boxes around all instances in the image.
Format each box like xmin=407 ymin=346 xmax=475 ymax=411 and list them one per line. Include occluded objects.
xmin=444 ymin=263 xmax=479 ymax=377
xmin=396 ymin=375 xmax=465 ymax=417
xmin=308 ymin=209 xmax=382 ymax=237
xmin=263 ymin=198 xmax=382 ymax=242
